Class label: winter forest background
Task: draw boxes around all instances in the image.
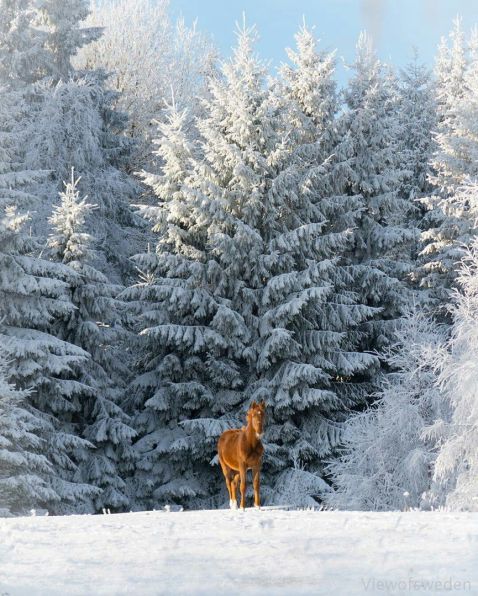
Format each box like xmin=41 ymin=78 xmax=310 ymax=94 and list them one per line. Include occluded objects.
xmin=1 ymin=0 xmax=478 ymax=516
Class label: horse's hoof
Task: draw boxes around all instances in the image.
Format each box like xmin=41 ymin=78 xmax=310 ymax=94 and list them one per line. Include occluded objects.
xmin=229 ymin=500 xmax=238 ymax=510
xmin=254 ymin=505 xmax=261 ymax=510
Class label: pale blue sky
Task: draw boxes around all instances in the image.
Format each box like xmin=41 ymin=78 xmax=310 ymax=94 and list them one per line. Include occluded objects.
xmin=171 ymin=0 xmax=478 ymax=84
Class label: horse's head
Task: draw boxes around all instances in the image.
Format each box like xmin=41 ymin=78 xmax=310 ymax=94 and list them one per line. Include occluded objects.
xmin=248 ymin=400 xmax=266 ymax=440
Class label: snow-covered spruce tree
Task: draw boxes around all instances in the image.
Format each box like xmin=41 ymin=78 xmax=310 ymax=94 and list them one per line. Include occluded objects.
xmin=0 ymin=155 xmax=98 ymax=513
xmin=1 ymin=0 xmax=141 ymax=282
xmin=252 ymin=25 xmax=377 ymax=506
xmin=25 ymin=76 xmax=136 ymax=219
xmin=418 ymin=19 xmax=473 ymax=303
xmin=0 ymin=2 xmax=53 ymax=227
xmin=275 ymin=23 xmax=338 ymax=154
xmin=396 ymin=55 xmax=437 ymax=303
xmin=123 ymin=25 xmax=273 ymax=509
xmin=2 ymin=241 xmax=99 ymax=517
xmin=0 ymin=0 xmax=50 ymax=86
xmin=340 ymin=32 xmax=417 ymax=351
xmin=0 ymin=346 xmax=58 ymax=516
xmin=326 ymin=307 xmax=445 ymax=511
xmin=0 ymin=4 xmax=118 ymax=513
xmin=77 ymin=0 xmax=218 ymax=169
xmin=126 ymin=24 xmax=377 ymax=509
xmin=48 ymin=171 xmax=136 ymax=513
xmin=397 ymin=54 xmax=436 ymax=211
xmin=428 ymin=18 xmax=469 ymax=195
xmin=431 ymin=237 xmax=478 ymax=510
xmin=122 ymin=88 xmax=246 ymax=509
xmin=36 ymin=0 xmax=102 ymax=82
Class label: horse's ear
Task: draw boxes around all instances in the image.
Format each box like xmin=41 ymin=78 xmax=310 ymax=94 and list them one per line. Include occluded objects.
xmin=260 ymin=400 xmax=266 ymax=409
xmin=251 ymin=401 xmax=257 ymax=408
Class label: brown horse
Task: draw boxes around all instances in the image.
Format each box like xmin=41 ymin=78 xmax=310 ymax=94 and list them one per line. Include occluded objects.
xmin=217 ymin=401 xmax=266 ymax=510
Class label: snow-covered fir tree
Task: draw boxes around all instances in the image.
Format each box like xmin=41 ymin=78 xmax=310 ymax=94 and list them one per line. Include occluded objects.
xmin=275 ymin=23 xmax=337 ymax=153
xmin=25 ymin=76 xmax=137 ymax=223
xmin=398 ymin=53 xmax=437 ymax=304
xmin=123 ymin=24 xmax=277 ymax=509
xmin=429 ymin=18 xmax=469 ymax=194
xmin=253 ymin=25 xmax=377 ymax=505
xmin=0 ymin=0 xmax=48 ymax=86
xmin=126 ymin=24 xmax=379 ymax=510
xmin=77 ymin=0 xmax=217 ymax=169
xmin=340 ymin=32 xmax=416 ymax=350
xmin=397 ymin=54 xmax=436 ymax=210
xmin=0 ymin=0 xmax=142 ymax=513
xmin=0 ymin=0 xmax=141 ymax=282
xmin=48 ymin=171 xmax=136 ymax=512
xmin=123 ymin=78 xmax=248 ymax=509
xmin=326 ymin=307 xmax=445 ymax=511
xmin=396 ymin=55 xmax=437 ymax=302
xmin=0 ymin=123 xmax=98 ymax=513
xmin=36 ymin=0 xmax=102 ymax=82
xmin=419 ymin=19 xmax=475 ymax=303
xmin=0 ymin=346 xmax=57 ymax=517
xmin=25 ymin=93 xmax=139 ymax=283
xmin=431 ymin=237 xmax=478 ymax=511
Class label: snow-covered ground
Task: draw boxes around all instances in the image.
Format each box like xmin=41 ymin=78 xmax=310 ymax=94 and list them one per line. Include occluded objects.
xmin=0 ymin=509 xmax=477 ymax=595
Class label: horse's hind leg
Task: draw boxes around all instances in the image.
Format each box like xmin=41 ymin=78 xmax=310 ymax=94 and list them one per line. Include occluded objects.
xmin=218 ymin=456 xmax=234 ymax=507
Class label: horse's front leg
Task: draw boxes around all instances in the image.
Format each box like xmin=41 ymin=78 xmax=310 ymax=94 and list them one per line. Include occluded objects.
xmin=239 ymin=462 xmax=247 ymax=510
xmin=231 ymin=473 xmax=239 ymax=509
xmin=252 ymin=464 xmax=261 ymax=508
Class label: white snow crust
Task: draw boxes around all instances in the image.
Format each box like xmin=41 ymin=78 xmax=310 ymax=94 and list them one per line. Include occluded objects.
xmin=0 ymin=509 xmax=477 ymax=595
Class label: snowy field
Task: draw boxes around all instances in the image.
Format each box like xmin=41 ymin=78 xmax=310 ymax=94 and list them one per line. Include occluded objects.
xmin=0 ymin=509 xmax=477 ymax=595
